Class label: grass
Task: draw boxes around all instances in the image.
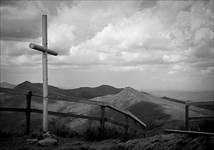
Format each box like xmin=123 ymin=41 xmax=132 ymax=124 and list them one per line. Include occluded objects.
xmin=83 ymin=123 xmax=124 ymax=141
xmin=190 ymin=119 xmax=214 ymax=132
xmin=48 ymin=119 xmax=138 ymax=141
xmin=49 ymin=118 xmax=79 ymax=138
xmin=0 ymin=117 xmax=139 ymax=142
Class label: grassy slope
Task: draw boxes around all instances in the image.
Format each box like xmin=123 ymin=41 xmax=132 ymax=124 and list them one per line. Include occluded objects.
xmin=66 ymin=85 xmax=123 ymax=99
xmin=0 ymin=82 xmax=16 ymax=89
xmin=0 ymin=134 xmax=213 ymax=150
xmin=0 ymin=82 xmax=123 ymax=133
xmin=1 ymin=84 xmax=213 ymax=137
xmin=14 ymin=81 xmax=123 ymax=99
xmin=0 ymin=86 xmax=214 ymax=150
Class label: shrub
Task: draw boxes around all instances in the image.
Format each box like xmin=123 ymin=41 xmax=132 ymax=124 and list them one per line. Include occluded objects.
xmin=83 ymin=122 xmax=137 ymax=141
xmin=48 ymin=118 xmax=79 ymax=138
xmin=196 ymin=119 xmax=214 ymax=132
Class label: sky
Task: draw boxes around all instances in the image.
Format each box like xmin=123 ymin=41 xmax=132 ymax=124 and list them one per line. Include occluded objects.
xmin=0 ymin=0 xmax=214 ymax=91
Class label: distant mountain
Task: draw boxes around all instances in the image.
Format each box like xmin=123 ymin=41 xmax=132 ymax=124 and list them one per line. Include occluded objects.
xmin=1 ymin=81 xmax=123 ymax=108
xmin=0 ymin=81 xmax=123 ymax=131
xmin=1 ymin=82 xmax=213 ymax=135
xmin=66 ymin=85 xmax=123 ymax=99
xmin=88 ymin=87 xmax=214 ymax=135
xmin=14 ymin=81 xmax=75 ymax=99
xmin=0 ymin=82 xmax=16 ymax=89
xmin=161 ymin=96 xmax=185 ymax=104
xmin=64 ymin=87 xmax=183 ymax=131
xmin=14 ymin=81 xmax=122 ymax=99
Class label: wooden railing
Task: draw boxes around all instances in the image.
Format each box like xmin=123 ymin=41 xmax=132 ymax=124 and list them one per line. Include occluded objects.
xmin=185 ymin=101 xmax=214 ymax=130
xmin=0 ymin=90 xmax=147 ymax=136
xmin=161 ymin=98 xmax=214 ymax=136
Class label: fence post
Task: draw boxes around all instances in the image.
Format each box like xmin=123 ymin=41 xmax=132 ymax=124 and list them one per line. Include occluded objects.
xmin=134 ymin=120 xmax=137 ymax=137
xmin=124 ymin=115 xmax=129 ymax=139
xmin=25 ymin=91 xmax=32 ymax=134
xmin=185 ymin=102 xmax=189 ymax=130
xmin=100 ymin=106 xmax=105 ymax=138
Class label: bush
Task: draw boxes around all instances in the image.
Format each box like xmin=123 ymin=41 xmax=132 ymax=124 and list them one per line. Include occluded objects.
xmin=197 ymin=120 xmax=214 ymax=132
xmin=0 ymin=129 xmax=25 ymax=137
xmin=83 ymin=123 xmax=137 ymax=141
xmin=0 ymin=123 xmax=25 ymax=137
xmin=48 ymin=118 xmax=79 ymax=138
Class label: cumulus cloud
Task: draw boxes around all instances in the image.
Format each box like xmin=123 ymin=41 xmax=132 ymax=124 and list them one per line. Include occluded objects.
xmin=0 ymin=1 xmax=42 ymax=40
xmin=0 ymin=0 xmax=74 ymax=41
xmin=162 ymin=54 xmax=186 ymax=63
xmin=1 ymin=0 xmax=213 ymax=74
xmin=46 ymin=0 xmax=212 ymax=73
xmin=46 ymin=0 xmax=147 ymax=54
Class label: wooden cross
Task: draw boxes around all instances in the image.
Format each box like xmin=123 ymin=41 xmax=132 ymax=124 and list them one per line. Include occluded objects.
xmin=29 ymin=15 xmax=58 ymax=132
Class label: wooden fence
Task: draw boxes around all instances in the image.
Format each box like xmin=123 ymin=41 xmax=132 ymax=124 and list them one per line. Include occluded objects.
xmin=185 ymin=101 xmax=214 ymax=130
xmin=161 ymin=98 xmax=214 ymax=136
xmin=0 ymin=91 xmax=147 ymax=137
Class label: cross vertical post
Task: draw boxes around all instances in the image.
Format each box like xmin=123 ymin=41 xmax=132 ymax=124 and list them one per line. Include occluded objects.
xmin=42 ymin=15 xmax=48 ymax=132
xmin=29 ymin=14 xmax=58 ymax=133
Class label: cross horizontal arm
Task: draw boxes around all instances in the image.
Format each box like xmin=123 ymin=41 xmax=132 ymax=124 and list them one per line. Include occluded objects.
xmin=29 ymin=43 xmax=58 ymax=56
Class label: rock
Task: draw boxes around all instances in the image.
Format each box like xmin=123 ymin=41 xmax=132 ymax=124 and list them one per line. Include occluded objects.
xmin=43 ymin=131 xmax=57 ymax=139
xmin=38 ymin=137 xmax=58 ymax=146
xmin=26 ymin=138 xmax=38 ymax=144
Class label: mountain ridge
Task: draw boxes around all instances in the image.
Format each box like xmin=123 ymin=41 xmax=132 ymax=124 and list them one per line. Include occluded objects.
xmin=0 ymin=82 xmax=16 ymax=89
xmin=13 ymin=81 xmax=123 ymax=99
xmin=1 ymin=81 xmax=213 ymax=136
xmin=66 ymin=84 xmax=123 ymax=99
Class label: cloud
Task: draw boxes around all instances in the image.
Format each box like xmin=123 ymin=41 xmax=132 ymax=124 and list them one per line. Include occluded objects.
xmin=0 ymin=0 xmax=75 ymax=41
xmin=47 ymin=0 xmax=147 ymax=54
xmin=1 ymin=0 xmax=213 ymax=91
xmin=162 ymin=54 xmax=186 ymax=63
xmin=48 ymin=23 xmax=75 ymax=54
xmin=0 ymin=1 xmax=43 ymax=41
xmin=168 ymin=64 xmax=186 ymax=74
xmin=1 ymin=0 xmax=213 ymax=74
xmin=0 ymin=40 xmax=40 ymax=57
xmin=60 ymin=1 xmax=212 ymax=70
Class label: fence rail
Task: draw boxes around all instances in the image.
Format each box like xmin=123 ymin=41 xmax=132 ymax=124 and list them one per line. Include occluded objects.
xmin=186 ymin=101 xmax=214 ymax=106
xmin=162 ymin=96 xmax=214 ymax=136
xmin=185 ymin=101 xmax=214 ymax=130
xmin=0 ymin=90 xmax=147 ymax=136
xmin=164 ymin=129 xmax=214 ymax=136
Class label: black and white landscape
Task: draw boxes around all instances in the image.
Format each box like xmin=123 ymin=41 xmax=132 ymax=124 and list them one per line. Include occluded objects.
xmin=0 ymin=0 xmax=214 ymax=149
xmin=0 ymin=81 xmax=214 ymax=149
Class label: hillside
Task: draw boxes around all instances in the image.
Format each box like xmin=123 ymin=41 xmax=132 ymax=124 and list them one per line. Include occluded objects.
xmin=0 ymin=82 xmax=123 ymax=131
xmin=161 ymin=96 xmax=185 ymax=104
xmin=79 ymin=87 xmax=184 ymax=135
xmin=1 ymin=84 xmax=214 ymax=150
xmin=14 ymin=81 xmax=74 ymax=98
xmin=1 ymin=134 xmax=214 ymax=150
xmin=58 ymin=87 xmax=184 ymax=133
xmin=0 ymin=81 xmax=122 ymax=108
xmin=83 ymin=87 xmax=214 ymax=135
xmin=13 ymin=81 xmax=122 ymax=99
xmin=66 ymin=85 xmax=123 ymax=99
xmin=1 ymin=83 xmax=213 ymax=135
xmin=0 ymin=82 xmax=16 ymax=89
